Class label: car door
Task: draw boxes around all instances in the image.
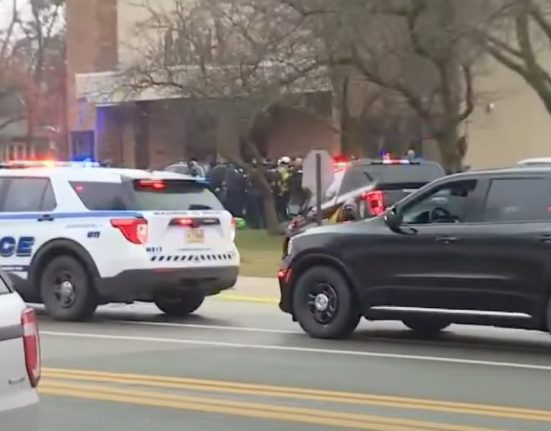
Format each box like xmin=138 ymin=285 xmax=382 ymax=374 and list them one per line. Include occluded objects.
xmin=461 ymin=175 xmax=551 ymax=318
xmin=0 ymin=177 xmax=58 ymax=301
xmin=364 ymin=178 xmax=485 ymax=310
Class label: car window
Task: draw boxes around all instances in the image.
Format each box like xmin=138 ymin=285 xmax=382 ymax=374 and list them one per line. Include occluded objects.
xmin=2 ymin=178 xmax=57 ymax=212
xmin=70 ymin=182 xmax=132 ymax=210
xmin=366 ymin=163 xmax=445 ymax=184
xmin=131 ymin=179 xmax=224 ymax=210
xmin=402 ymin=180 xmax=478 ymax=225
xmin=482 ymin=178 xmax=551 ymax=222
xmin=339 ymin=166 xmax=372 ymax=195
xmin=71 ymin=179 xmax=224 ymax=211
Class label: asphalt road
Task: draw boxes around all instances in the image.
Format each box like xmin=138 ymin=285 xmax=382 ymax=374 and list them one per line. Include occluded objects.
xmin=37 ymin=298 xmax=551 ymax=431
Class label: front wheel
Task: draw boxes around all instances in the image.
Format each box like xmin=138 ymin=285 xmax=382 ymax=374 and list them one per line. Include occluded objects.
xmin=292 ymin=266 xmax=360 ymax=339
xmin=403 ymin=318 xmax=451 ymax=336
xmin=155 ymin=292 xmax=205 ymax=317
xmin=40 ymin=255 xmax=98 ymax=321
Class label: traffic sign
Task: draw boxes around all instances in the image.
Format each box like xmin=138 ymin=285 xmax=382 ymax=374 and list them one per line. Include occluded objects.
xmin=302 ymin=150 xmax=334 ymax=195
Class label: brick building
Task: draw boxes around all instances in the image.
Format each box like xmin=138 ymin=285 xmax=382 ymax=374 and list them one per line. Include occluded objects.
xmin=65 ymin=0 xmax=338 ymax=168
xmin=66 ymin=0 xmax=551 ymax=169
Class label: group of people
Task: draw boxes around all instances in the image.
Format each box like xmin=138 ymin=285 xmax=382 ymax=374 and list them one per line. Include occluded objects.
xmin=174 ymin=157 xmax=307 ymax=229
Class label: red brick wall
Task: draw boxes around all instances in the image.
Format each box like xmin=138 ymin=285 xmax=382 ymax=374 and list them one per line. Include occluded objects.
xmin=66 ymin=0 xmax=118 ymax=152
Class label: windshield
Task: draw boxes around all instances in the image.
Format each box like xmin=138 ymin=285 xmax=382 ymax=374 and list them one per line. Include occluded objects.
xmin=366 ymin=164 xmax=445 ymax=184
xmin=70 ymin=180 xmax=224 ymax=211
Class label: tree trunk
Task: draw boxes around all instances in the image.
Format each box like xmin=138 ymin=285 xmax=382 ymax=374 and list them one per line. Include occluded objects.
xmin=436 ymin=127 xmax=463 ymax=174
xmin=249 ymin=167 xmax=282 ymax=236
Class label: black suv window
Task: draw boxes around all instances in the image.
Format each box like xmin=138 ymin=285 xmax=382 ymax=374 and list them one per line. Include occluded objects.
xmin=339 ymin=167 xmax=372 ymax=195
xmin=402 ymin=180 xmax=478 ymax=225
xmin=2 ymin=178 xmax=57 ymax=212
xmin=482 ymin=178 xmax=551 ymax=222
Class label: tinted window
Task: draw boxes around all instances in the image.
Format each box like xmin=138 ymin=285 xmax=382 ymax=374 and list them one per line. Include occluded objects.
xmin=2 ymin=178 xmax=56 ymax=212
xmin=402 ymin=180 xmax=478 ymax=224
xmin=132 ymin=180 xmax=224 ymax=210
xmin=71 ymin=180 xmax=224 ymax=211
xmin=70 ymin=182 xmax=131 ymax=210
xmin=482 ymin=178 xmax=550 ymax=222
xmin=339 ymin=167 xmax=373 ymax=195
xmin=366 ymin=164 xmax=445 ymax=184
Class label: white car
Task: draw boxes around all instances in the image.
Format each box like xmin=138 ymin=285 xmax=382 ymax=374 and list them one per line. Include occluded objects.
xmin=0 ymin=161 xmax=239 ymax=321
xmin=0 ymin=275 xmax=40 ymax=431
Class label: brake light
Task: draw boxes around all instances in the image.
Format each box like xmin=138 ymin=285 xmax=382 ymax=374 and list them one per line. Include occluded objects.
xmin=21 ymin=308 xmax=40 ymax=388
xmin=364 ymin=190 xmax=385 ymax=216
xmin=172 ymin=218 xmax=194 ymax=227
xmin=230 ymin=218 xmax=237 ymax=241
xmin=111 ymin=218 xmax=148 ymax=244
xmin=137 ymin=179 xmax=165 ymax=190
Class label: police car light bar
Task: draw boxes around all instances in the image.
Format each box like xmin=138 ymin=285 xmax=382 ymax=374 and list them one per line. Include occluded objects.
xmin=1 ymin=160 xmax=101 ymax=169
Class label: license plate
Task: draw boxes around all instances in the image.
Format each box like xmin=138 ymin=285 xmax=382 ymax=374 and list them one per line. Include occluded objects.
xmin=186 ymin=229 xmax=204 ymax=243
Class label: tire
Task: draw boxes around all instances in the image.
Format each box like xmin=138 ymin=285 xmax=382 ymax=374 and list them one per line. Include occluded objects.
xmin=292 ymin=265 xmax=360 ymax=339
xmin=40 ymin=255 xmax=98 ymax=321
xmin=155 ymin=292 xmax=205 ymax=317
xmin=403 ymin=318 xmax=451 ymax=336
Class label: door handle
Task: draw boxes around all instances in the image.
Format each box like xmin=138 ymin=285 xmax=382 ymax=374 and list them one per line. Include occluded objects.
xmin=37 ymin=214 xmax=54 ymax=222
xmin=539 ymin=234 xmax=551 ymax=244
xmin=435 ymin=236 xmax=457 ymax=244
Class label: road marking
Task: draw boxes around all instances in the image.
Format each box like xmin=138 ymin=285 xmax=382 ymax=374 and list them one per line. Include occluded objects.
xmin=107 ymin=320 xmax=301 ymax=334
xmin=41 ymin=330 xmax=551 ymax=371
xmin=39 ymin=380 xmax=500 ymax=431
xmin=215 ymin=293 xmax=278 ymax=304
xmin=44 ymin=367 xmax=551 ymax=423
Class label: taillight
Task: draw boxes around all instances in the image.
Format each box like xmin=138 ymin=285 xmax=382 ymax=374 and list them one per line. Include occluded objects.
xmin=171 ymin=217 xmax=194 ymax=227
xmin=137 ymin=179 xmax=165 ymax=190
xmin=230 ymin=218 xmax=237 ymax=241
xmin=21 ymin=308 xmax=40 ymax=388
xmin=111 ymin=218 xmax=148 ymax=244
xmin=364 ymin=190 xmax=385 ymax=216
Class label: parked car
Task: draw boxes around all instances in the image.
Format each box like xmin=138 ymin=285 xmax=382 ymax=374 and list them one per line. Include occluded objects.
xmin=279 ymin=166 xmax=551 ymax=339
xmin=284 ymin=158 xmax=445 ymax=253
xmin=0 ymin=272 xmax=39 ymax=430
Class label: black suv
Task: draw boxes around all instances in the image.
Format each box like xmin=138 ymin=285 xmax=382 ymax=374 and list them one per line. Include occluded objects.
xmin=279 ymin=167 xmax=551 ymax=339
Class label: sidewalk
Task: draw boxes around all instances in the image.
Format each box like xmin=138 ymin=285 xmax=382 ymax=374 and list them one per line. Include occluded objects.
xmin=218 ymin=276 xmax=279 ymax=304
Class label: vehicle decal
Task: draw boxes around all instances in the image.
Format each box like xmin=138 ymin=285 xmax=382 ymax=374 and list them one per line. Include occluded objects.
xmin=0 ymin=211 xmax=143 ymax=220
xmin=0 ymin=237 xmax=35 ymax=257
xmin=150 ymin=252 xmax=235 ymax=263
xmin=87 ymin=231 xmax=101 ymax=238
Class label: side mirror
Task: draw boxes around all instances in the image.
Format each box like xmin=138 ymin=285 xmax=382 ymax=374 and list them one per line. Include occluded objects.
xmin=384 ymin=207 xmax=403 ymax=232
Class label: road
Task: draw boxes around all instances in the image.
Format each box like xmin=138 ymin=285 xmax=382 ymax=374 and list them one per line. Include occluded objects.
xmin=38 ymin=296 xmax=551 ymax=431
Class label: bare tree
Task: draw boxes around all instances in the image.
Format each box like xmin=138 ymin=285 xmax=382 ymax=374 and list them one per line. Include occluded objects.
xmin=483 ymin=0 xmax=551 ymax=117
xmin=286 ymin=0 xmax=481 ymax=172
xmin=121 ymin=0 xmax=331 ymax=234
xmin=0 ymin=0 xmax=64 ymax=141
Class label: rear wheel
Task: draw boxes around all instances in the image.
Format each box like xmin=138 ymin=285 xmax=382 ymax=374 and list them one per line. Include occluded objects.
xmin=403 ymin=318 xmax=450 ymax=336
xmin=292 ymin=266 xmax=360 ymax=339
xmin=155 ymin=292 xmax=205 ymax=317
xmin=40 ymin=255 xmax=98 ymax=321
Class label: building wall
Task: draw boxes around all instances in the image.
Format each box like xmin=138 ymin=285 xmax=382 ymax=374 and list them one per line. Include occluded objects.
xmin=66 ymin=0 xmax=118 ymax=157
xmin=466 ymin=56 xmax=551 ymax=169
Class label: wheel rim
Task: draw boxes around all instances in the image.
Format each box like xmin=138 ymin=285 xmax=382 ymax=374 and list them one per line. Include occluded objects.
xmin=53 ymin=272 xmax=77 ymax=308
xmin=306 ymin=281 xmax=339 ymax=324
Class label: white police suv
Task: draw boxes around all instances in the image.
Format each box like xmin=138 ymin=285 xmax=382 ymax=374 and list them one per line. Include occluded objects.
xmin=0 ymin=161 xmax=239 ymax=321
